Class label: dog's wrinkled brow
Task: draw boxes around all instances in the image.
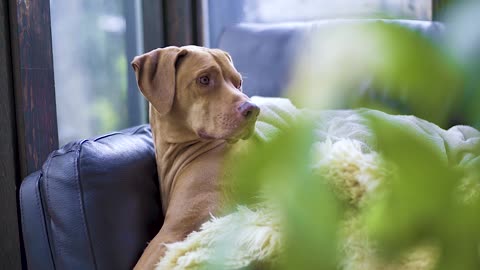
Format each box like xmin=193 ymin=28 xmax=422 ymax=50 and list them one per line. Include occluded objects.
xmin=194 ymin=66 xmax=221 ymax=78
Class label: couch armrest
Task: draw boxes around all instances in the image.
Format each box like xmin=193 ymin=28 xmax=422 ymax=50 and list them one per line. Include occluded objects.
xmin=20 ymin=124 xmax=162 ymax=270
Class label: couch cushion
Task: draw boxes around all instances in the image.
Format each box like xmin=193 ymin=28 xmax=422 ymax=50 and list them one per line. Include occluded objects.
xmin=20 ymin=124 xmax=162 ymax=270
xmin=218 ymin=19 xmax=444 ymax=98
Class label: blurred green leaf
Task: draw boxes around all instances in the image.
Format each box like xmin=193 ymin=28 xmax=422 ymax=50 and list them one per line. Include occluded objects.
xmin=364 ymin=113 xmax=459 ymax=252
xmin=221 ymin=3 xmax=480 ymax=269
xmin=289 ymin=22 xmax=463 ymax=128
xmin=363 ymin=113 xmax=480 ymax=269
xmin=224 ymin=118 xmax=342 ymax=270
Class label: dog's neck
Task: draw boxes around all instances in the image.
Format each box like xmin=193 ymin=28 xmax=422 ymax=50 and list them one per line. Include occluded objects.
xmin=150 ymin=106 xmax=228 ymax=213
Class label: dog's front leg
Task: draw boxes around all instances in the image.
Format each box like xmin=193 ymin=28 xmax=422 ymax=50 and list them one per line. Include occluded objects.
xmin=133 ymin=232 xmax=167 ymax=269
xmin=134 ymin=203 xmax=218 ymax=269
xmin=134 ymin=181 xmax=221 ymax=269
xmin=133 ymin=226 xmax=181 ymax=270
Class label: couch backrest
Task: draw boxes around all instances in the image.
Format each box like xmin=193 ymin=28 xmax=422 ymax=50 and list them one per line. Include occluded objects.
xmin=218 ymin=19 xmax=444 ymax=98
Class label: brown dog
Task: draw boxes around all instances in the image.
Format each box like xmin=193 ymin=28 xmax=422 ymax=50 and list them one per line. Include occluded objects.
xmin=131 ymin=46 xmax=260 ymax=269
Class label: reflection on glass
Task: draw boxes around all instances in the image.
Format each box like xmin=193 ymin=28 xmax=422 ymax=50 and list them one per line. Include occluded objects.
xmin=242 ymin=0 xmax=431 ymax=22
xmin=50 ymin=0 xmax=145 ymax=146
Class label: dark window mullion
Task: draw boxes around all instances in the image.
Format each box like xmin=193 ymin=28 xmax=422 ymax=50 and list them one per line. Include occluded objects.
xmin=8 ymin=0 xmax=58 ymax=178
xmin=164 ymin=0 xmax=197 ymax=46
xmin=432 ymin=0 xmax=450 ymax=20
xmin=138 ymin=0 xmax=166 ymax=122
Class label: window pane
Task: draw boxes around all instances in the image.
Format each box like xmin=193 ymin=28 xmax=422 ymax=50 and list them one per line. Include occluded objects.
xmin=50 ymin=0 xmax=145 ymax=146
xmin=208 ymin=0 xmax=432 ymax=47
xmin=243 ymin=0 xmax=431 ymax=22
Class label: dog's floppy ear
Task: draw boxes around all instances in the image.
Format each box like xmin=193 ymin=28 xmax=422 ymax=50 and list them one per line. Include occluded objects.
xmin=212 ymin=48 xmax=233 ymax=63
xmin=131 ymin=46 xmax=187 ymax=115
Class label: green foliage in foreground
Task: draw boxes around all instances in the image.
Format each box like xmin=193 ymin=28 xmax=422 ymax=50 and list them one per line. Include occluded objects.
xmin=226 ymin=114 xmax=480 ymax=270
xmin=365 ymin=114 xmax=480 ymax=270
xmin=221 ymin=2 xmax=480 ymax=269
xmin=227 ymin=119 xmax=341 ymax=270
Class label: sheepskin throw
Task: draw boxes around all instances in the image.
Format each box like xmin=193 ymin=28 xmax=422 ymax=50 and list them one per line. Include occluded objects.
xmin=155 ymin=97 xmax=480 ymax=270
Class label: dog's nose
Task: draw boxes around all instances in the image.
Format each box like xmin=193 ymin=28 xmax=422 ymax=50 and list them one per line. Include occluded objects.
xmin=237 ymin=101 xmax=260 ymax=120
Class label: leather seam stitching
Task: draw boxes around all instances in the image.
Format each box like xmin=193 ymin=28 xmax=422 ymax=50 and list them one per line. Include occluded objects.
xmin=34 ymin=174 xmax=56 ymax=269
xmin=20 ymin=177 xmax=31 ymax=267
xmin=77 ymin=142 xmax=99 ymax=269
xmin=44 ymin=153 xmax=59 ymax=266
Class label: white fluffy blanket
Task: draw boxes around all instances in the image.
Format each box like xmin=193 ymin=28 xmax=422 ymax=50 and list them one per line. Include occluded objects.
xmin=155 ymin=97 xmax=480 ymax=270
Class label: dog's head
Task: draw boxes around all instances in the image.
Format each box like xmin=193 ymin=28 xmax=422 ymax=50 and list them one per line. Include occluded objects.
xmin=132 ymin=46 xmax=259 ymax=143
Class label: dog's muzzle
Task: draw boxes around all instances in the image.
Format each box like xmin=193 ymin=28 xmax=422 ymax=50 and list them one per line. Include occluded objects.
xmin=237 ymin=101 xmax=260 ymax=121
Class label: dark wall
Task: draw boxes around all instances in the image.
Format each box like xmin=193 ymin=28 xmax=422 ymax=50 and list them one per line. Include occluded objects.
xmin=0 ymin=0 xmax=23 ymax=269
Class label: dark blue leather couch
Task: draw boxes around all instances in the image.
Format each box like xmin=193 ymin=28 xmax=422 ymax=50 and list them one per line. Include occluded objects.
xmin=20 ymin=19 xmax=444 ymax=270
xmin=20 ymin=125 xmax=162 ymax=270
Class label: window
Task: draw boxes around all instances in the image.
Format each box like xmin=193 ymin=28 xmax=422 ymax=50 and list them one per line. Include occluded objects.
xmin=207 ymin=0 xmax=432 ymax=47
xmin=50 ymin=0 xmax=145 ymax=146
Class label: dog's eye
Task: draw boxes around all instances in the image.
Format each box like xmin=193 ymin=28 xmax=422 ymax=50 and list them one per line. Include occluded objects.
xmin=198 ymin=76 xmax=210 ymax=86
